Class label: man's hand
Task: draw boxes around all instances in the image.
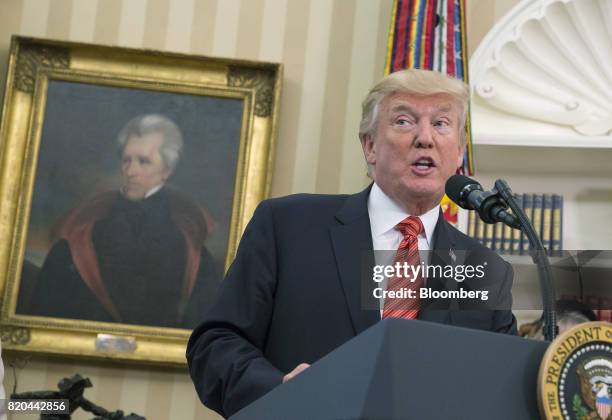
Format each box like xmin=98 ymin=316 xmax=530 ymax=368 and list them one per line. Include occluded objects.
xmin=282 ymin=363 xmax=311 ymax=383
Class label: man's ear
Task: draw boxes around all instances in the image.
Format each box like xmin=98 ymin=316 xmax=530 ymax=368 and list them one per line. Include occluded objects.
xmin=456 ymin=145 xmax=466 ymax=169
xmin=361 ymin=134 xmax=376 ymax=165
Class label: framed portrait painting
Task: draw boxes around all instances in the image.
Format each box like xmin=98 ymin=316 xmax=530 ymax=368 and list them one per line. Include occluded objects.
xmin=0 ymin=37 xmax=282 ymax=365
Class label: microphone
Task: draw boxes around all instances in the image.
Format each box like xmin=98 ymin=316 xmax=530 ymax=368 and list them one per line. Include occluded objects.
xmin=445 ymin=175 xmax=520 ymax=228
xmin=447 ymin=175 xmax=558 ymax=340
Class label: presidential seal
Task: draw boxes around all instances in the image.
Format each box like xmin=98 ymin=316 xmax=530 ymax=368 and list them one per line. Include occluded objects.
xmin=539 ymin=322 xmax=612 ymax=420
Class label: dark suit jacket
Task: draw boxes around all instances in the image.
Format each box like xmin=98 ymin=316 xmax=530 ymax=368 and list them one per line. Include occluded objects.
xmin=27 ymin=188 xmax=220 ymax=328
xmin=187 ymin=186 xmax=517 ymax=417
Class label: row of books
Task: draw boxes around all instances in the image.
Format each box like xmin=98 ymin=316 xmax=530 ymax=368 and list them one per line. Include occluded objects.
xmin=466 ymin=193 xmax=563 ymax=256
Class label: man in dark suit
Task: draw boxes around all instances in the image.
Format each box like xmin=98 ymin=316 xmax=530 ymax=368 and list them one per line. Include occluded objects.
xmin=187 ymin=69 xmax=517 ymax=417
xmin=28 ymin=114 xmax=220 ymax=328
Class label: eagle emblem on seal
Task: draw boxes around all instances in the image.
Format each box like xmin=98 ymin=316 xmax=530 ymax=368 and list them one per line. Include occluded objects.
xmin=576 ymin=358 xmax=612 ymax=420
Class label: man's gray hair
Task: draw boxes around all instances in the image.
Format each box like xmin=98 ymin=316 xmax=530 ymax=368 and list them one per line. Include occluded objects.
xmin=358 ymin=69 xmax=469 ymax=146
xmin=117 ymin=114 xmax=184 ymax=171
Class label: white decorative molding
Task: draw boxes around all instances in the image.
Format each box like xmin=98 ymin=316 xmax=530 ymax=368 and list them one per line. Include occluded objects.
xmin=470 ymin=0 xmax=612 ymax=137
xmin=473 ymin=134 xmax=612 ymax=148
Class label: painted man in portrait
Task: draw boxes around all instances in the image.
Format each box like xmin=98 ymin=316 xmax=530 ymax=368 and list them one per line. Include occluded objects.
xmin=28 ymin=114 xmax=220 ymax=329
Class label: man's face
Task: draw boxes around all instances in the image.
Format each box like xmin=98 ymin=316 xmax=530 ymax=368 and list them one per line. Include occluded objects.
xmin=121 ymin=132 xmax=171 ymax=200
xmin=362 ymin=92 xmax=464 ymax=214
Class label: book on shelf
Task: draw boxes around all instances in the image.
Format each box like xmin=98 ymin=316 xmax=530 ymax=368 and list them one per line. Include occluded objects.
xmin=502 ymin=223 xmax=512 ymax=255
xmin=467 ymin=210 xmax=476 ymax=239
xmin=542 ymin=194 xmax=552 ymax=253
xmin=484 ymin=222 xmax=494 ymax=250
xmin=511 ymin=194 xmax=523 ymax=255
xmin=474 ymin=213 xmax=484 ymax=245
xmin=532 ymin=194 xmax=543 ymax=253
xmin=521 ymin=194 xmax=534 ymax=255
xmin=551 ymin=194 xmax=563 ymax=256
xmin=494 ymin=221 xmax=504 ymax=253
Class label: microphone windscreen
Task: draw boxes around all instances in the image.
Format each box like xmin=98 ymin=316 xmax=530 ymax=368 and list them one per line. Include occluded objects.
xmin=445 ymin=174 xmax=480 ymax=205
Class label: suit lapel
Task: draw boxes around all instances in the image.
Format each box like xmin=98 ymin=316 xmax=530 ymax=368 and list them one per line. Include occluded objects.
xmin=430 ymin=211 xmax=457 ymax=266
xmin=330 ymin=186 xmax=379 ymax=335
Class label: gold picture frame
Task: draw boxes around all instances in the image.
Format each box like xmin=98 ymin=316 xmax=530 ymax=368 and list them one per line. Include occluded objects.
xmin=0 ymin=36 xmax=282 ymax=365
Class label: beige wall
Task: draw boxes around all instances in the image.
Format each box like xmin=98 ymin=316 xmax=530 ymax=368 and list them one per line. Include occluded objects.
xmin=0 ymin=0 xmax=517 ymax=419
xmin=467 ymin=0 xmax=521 ymax=58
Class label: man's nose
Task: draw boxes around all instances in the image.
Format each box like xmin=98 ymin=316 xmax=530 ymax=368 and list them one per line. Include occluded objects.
xmin=414 ymin=121 xmax=434 ymax=148
xmin=124 ymin=162 xmax=138 ymax=177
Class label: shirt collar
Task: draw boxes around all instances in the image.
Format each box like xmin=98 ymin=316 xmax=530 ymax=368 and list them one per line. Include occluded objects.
xmin=144 ymin=184 xmax=164 ymax=198
xmin=120 ymin=183 xmax=165 ymax=200
xmin=367 ymin=182 xmax=440 ymax=245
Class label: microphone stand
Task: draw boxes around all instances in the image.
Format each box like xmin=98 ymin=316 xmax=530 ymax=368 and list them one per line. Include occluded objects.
xmin=494 ymin=179 xmax=558 ymax=342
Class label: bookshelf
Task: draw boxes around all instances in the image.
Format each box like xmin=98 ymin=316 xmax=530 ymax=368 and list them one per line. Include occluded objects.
xmin=472 ymin=150 xmax=612 ymax=251
xmin=469 ymin=148 xmax=612 ymax=326
xmin=465 ymin=0 xmax=612 ymax=326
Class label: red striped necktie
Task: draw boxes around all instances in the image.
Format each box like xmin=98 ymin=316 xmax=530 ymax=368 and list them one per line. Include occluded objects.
xmin=382 ymin=215 xmax=424 ymax=320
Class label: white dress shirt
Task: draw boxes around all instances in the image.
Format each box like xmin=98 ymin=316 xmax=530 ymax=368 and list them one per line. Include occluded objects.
xmin=120 ymin=183 xmax=164 ymax=199
xmin=367 ymin=182 xmax=440 ymax=316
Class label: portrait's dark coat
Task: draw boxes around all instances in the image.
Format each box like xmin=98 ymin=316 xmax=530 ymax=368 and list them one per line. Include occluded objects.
xmin=28 ymin=187 xmax=220 ymax=328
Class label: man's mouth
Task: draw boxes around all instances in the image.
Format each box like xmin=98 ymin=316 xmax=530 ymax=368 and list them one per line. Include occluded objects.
xmin=412 ymin=157 xmax=435 ymax=169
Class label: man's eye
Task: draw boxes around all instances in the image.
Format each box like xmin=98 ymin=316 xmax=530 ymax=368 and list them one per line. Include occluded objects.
xmin=434 ymin=120 xmax=449 ymax=127
xmin=395 ymin=118 xmax=412 ymax=126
